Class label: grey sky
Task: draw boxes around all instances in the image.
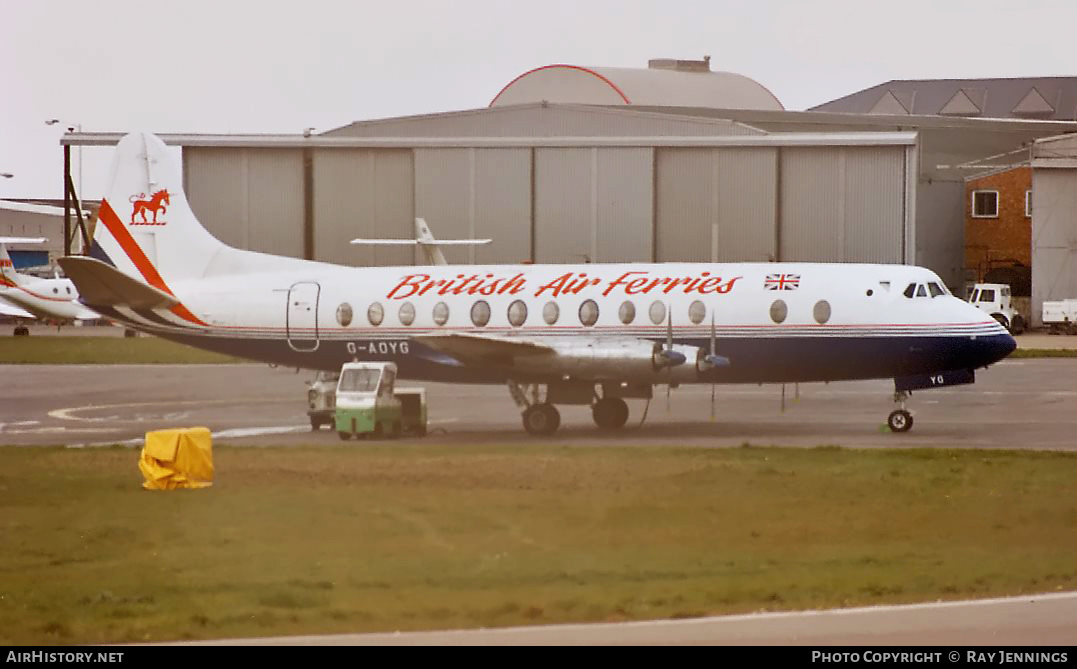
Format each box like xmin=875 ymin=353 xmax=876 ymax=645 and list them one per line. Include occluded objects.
xmin=3 ymin=0 xmax=1074 ymax=199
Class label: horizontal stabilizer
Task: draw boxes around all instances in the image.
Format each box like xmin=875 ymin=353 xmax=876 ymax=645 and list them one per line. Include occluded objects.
xmin=0 ymin=295 xmax=34 ymax=318
xmin=349 ymin=238 xmax=493 ymax=246
xmin=57 ymin=256 xmax=178 ymax=310
xmin=0 ymin=237 xmax=48 ymax=245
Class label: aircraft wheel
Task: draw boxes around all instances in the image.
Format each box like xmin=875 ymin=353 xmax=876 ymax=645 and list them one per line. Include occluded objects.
xmin=887 ymin=409 xmax=913 ymax=433
xmin=522 ymin=403 xmax=560 ymax=436
xmin=1011 ymin=315 xmax=1026 ymax=335
xmin=338 ymin=431 xmax=352 ymax=441
xmin=592 ymin=398 xmax=629 ymax=429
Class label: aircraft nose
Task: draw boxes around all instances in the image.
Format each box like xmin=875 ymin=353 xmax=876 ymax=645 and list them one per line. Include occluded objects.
xmin=980 ymin=332 xmax=1017 ymax=366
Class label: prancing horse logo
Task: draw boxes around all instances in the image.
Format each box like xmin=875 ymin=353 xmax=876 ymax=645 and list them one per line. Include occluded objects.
xmin=129 ymin=189 xmax=170 ymax=225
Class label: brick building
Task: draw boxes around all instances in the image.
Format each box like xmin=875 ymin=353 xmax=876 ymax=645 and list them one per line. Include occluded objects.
xmin=964 ymin=166 xmax=1032 ymax=294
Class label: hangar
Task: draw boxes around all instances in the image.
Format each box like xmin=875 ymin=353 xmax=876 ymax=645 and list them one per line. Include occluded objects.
xmin=56 ymin=61 xmax=1077 ymax=296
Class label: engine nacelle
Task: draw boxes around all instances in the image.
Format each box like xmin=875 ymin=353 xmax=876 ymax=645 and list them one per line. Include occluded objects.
xmin=511 ymin=339 xmax=707 ymax=383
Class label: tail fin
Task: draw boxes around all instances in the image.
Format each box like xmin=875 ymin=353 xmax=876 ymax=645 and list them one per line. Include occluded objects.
xmin=0 ymin=242 xmax=19 ymax=287
xmin=91 ymin=132 xmax=225 ymax=288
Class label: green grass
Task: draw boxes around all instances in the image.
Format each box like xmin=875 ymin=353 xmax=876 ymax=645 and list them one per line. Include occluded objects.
xmin=1 ymin=444 xmax=1074 ymax=644
xmin=1009 ymin=348 xmax=1077 ymax=358
xmin=0 ymin=336 xmax=250 ymax=364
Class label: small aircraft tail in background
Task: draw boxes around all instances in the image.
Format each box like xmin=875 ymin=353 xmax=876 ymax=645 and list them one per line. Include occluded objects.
xmin=350 ymin=218 xmax=491 ymax=266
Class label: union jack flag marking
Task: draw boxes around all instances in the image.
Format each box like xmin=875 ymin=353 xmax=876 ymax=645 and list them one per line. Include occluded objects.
xmin=765 ymin=273 xmax=800 ymax=290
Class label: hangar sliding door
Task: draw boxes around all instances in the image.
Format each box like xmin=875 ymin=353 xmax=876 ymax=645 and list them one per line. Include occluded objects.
xmin=184 ymin=148 xmax=304 ymax=257
xmin=312 ymin=149 xmax=414 ymax=266
xmin=779 ymin=147 xmax=904 ymax=263
xmin=1031 ymin=169 xmax=1077 ymax=325
xmin=655 ymin=148 xmax=777 ymax=263
xmin=534 ymin=147 xmax=652 ymax=264
xmin=414 ymin=148 xmax=531 ymax=264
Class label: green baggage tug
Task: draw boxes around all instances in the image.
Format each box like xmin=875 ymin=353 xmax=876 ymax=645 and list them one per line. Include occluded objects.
xmin=334 ymin=362 xmax=427 ymax=440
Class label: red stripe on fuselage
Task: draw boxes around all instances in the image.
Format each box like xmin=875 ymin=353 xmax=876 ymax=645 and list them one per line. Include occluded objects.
xmin=97 ymin=199 xmax=207 ymax=326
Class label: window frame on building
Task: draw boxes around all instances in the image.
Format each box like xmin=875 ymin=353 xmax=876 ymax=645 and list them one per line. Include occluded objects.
xmin=971 ymin=190 xmax=999 ymax=219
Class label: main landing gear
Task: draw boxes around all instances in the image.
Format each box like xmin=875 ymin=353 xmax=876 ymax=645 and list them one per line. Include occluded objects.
xmin=887 ymin=390 xmax=913 ymax=433
xmin=508 ymin=381 xmax=640 ymax=435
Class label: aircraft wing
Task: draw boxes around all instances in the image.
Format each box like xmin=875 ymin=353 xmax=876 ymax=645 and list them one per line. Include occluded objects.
xmin=57 ymin=256 xmax=179 ymax=310
xmin=413 ymin=332 xmax=556 ymax=364
xmin=0 ymin=294 xmax=34 ymax=318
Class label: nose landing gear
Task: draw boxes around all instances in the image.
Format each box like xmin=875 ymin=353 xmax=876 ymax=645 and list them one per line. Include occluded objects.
xmin=887 ymin=391 xmax=913 ymax=433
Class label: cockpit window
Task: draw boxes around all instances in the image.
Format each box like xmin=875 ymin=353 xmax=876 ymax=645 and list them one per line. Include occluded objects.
xmin=928 ymin=282 xmax=944 ymax=297
xmin=916 ymin=285 xmax=927 ymax=298
xmin=904 ymin=283 xmax=916 ymax=299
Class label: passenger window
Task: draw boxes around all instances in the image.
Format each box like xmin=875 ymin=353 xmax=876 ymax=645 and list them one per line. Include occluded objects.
xmin=367 ymin=302 xmax=384 ymax=326
xmin=903 ymin=284 xmax=916 ymax=299
xmin=648 ymin=301 xmax=666 ymax=325
xmin=770 ymin=299 xmax=788 ymax=324
xmin=542 ymin=301 xmax=559 ymax=325
xmin=336 ymin=303 xmax=353 ymax=327
xmin=507 ymin=300 xmax=527 ymax=327
xmin=398 ymin=302 xmax=416 ymax=326
xmin=432 ymin=301 xmax=449 ymax=326
xmin=813 ymin=300 xmax=831 ymax=324
xmin=618 ymin=301 xmax=636 ymax=325
xmin=916 ymin=285 xmax=927 ymax=298
xmin=928 ymin=283 xmax=944 ymax=297
xmin=579 ymin=299 xmax=599 ymax=327
xmin=688 ymin=300 xmax=705 ymax=325
xmin=471 ymin=300 xmax=491 ymax=327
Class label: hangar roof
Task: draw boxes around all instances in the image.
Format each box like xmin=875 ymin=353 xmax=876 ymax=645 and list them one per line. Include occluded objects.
xmin=810 ymin=77 xmax=1077 ymax=121
xmin=489 ymin=63 xmax=783 ymax=111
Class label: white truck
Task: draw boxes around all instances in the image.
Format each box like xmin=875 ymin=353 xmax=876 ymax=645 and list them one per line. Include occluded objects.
xmin=967 ymin=283 xmax=1025 ymax=335
xmin=1042 ymin=299 xmax=1077 ymax=335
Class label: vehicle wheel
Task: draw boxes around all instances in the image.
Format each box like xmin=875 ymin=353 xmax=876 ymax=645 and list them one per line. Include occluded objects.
xmin=13 ymin=326 xmax=29 ymax=336
xmin=522 ymin=403 xmax=560 ymax=436
xmin=592 ymin=398 xmax=629 ymax=429
xmin=310 ymin=417 xmax=321 ymax=431
xmin=992 ymin=314 xmax=1010 ymax=331
xmin=887 ymin=409 xmax=913 ymax=433
xmin=124 ymin=328 xmax=138 ymax=338
xmin=1010 ymin=315 xmax=1025 ymax=336
xmin=338 ymin=431 xmax=352 ymax=441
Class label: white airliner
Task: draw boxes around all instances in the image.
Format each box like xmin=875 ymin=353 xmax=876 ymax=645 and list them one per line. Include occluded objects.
xmin=59 ymin=132 xmax=1015 ymax=435
xmin=0 ymin=237 xmax=101 ymax=330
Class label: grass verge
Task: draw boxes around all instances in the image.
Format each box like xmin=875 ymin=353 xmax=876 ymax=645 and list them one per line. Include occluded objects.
xmin=1 ymin=443 xmax=1074 ymax=644
xmin=0 ymin=336 xmax=250 ymax=364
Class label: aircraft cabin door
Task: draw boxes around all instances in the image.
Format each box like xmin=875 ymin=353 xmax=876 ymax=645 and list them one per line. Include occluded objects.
xmin=286 ymin=281 xmax=320 ymax=352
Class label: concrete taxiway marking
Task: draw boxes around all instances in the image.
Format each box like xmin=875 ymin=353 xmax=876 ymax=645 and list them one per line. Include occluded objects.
xmin=49 ymin=398 xmax=289 ymax=422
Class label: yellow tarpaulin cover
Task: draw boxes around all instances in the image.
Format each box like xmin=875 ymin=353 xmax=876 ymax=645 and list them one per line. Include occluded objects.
xmin=139 ymin=427 xmax=214 ymax=490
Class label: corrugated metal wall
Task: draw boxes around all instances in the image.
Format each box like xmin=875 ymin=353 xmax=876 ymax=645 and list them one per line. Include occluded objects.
xmin=312 ymin=149 xmax=414 ymax=266
xmin=414 ymin=148 xmax=531 ymax=264
xmin=534 ymin=148 xmax=653 ymax=263
xmin=184 ymin=148 xmax=304 ymax=257
xmin=655 ymin=148 xmax=778 ymax=262
xmin=780 ymin=147 xmax=904 ymax=263
xmin=1031 ymin=169 xmax=1077 ymax=325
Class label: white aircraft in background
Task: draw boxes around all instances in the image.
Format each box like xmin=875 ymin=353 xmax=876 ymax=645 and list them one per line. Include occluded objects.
xmin=60 ymin=132 xmax=1015 ymax=435
xmin=0 ymin=237 xmax=101 ymax=334
xmin=351 ymin=217 xmax=491 ymax=266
